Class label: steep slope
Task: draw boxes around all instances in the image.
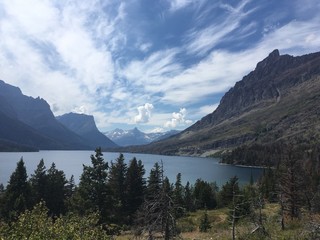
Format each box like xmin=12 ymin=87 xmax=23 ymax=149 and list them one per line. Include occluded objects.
xmin=57 ymin=113 xmax=117 ymax=149
xmin=0 ymin=111 xmax=64 ymax=150
xmin=126 ymin=50 xmax=320 ymax=156
xmin=0 ymin=80 xmax=91 ymax=150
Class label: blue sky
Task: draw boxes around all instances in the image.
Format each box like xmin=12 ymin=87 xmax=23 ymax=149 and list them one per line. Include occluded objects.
xmin=0 ymin=0 xmax=320 ymax=133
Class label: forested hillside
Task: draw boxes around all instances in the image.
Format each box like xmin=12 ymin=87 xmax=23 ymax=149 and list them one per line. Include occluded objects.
xmin=1 ymin=147 xmax=320 ymax=239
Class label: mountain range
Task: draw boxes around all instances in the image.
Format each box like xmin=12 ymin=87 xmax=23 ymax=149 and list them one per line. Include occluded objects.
xmin=123 ymin=50 xmax=320 ymax=156
xmin=105 ymin=128 xmax=180 ymax=146
xmin=1 ymin=49 xmax=320 ymax=154
xmin=0 ymin=80 xmax=116 ymax=151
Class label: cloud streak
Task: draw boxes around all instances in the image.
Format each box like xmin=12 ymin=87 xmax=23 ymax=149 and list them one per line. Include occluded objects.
xmin=0 ymin=0 xmax=320 ymax=133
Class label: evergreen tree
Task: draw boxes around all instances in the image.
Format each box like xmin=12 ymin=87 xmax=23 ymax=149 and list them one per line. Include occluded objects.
xmin=279 ymin=145 xmax=305 ymax=220
xmin=147 ymin=162 xmax=162 ymax=199
xmin=173 ymin=173 xmax=185 ymax=218
xmin=135 ymin=163 xmax=177 ymax=240
xmin=125 ymin=157 xmax=146 ymax=223
xmin=0 ymin=183 xmax=5 ymax=220
xmin=45 ymin=163 xmax=67 ymax=216
xmin=199 ymin=209 xmax=211 ymax=232
xmin=29 ymin=159 xmax=47 ymax=206
xmin=64 ymin=175 xmax=75 ymax=212
xmin=219 ymin=176 xmax=240 ymax=208
xmin=2 ymin=158 xmax=31 ymax=221
xmin=193 ymin=179 xmax=217 ymax=209
xmin=184 ymin=181 xmax=195 ymax=212
xmin=76 ymin=148 xmax=111 ymax=223
xmin=108 ymin=153 xmax=128 ymax=223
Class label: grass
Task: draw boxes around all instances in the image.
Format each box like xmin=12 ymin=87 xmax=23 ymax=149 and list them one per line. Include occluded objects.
xmin=114 ymin=203 xmax=320 ymax=240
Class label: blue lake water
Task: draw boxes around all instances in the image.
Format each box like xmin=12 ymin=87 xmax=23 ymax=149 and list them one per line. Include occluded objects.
xmin=0 ymin=151 xmax=264 ymax=187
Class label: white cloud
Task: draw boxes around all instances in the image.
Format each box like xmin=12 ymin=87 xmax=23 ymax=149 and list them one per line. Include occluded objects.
xmin=169 ymin=0 xmax=193 ymax=12
xmin=198 ymin=104 xmax=219 ymax=116
xmin=0 ymin=0 xmax=125 ymax=130
xmin=165 ymin=108 xmax=192 ymax=128
xmin=185 ymin=0 xmax=253 ymax=56
xmin=73 ymin=106 xmax=88 ymax=114
xmin=139 ymin=42 xmax=152 ymax=53
xmin=134 ymin=103 xmax=154 ymax=123
xmin=148 ymin=127 xmax=165 ymax=133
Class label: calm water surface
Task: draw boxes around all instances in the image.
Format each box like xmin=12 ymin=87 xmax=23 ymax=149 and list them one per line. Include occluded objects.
xmin=0 ymin=151 xmax=263 ymax=187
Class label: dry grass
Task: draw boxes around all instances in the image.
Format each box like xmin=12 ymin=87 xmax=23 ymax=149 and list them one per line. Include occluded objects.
xmin=115 ymin=204 xmax=320 ymax=240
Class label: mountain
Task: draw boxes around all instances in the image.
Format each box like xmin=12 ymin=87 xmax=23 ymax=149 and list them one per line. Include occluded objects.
xmin=105 ymin=128 xmax=180 ymax=146
xmin=0 ymin=80 xmax=91 ymax=150
xmin=124 ymin=50 xmax=320 ymax=156
xmin=57 ymin=113 xmax=117 ymax=149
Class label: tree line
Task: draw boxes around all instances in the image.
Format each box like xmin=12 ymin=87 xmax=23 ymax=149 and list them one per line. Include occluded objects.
xmin=0 ymin=145 xmax=320 ymax=239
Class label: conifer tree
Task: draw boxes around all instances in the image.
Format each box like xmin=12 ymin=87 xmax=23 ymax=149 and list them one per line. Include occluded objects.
xmin=76 ymin=148 xmax=111 ymax=223
xmin=199 ymin=208 xmax=211 ymax=232
xmin=108 ymin=153 xmax=128 ymax=223
xmin=125 ymin=157 xmax=146 ymax=223
xmin=2 ymin=158 xmax=31 ymax=220
xmin=184 ymin=181 xmax=195 ymax=212
xmin=29 ymin=159 xmax=47 ymax=206
xmin=135 ymin=162 xmax=177 ymax=239
xmin=146 ymin=162 xmax=162 ymax=199
xmin=173 ymin=173 xmax=185 ymax=218
xmin=45 ymin=163 xmax=67 ymax=216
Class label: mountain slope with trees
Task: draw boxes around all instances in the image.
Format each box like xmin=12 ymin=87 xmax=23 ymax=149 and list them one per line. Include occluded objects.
xmin=126 ymin=50 xmax=320 ymax=156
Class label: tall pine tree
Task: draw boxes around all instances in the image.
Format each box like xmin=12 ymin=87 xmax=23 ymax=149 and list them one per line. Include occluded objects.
xmin=76 ymin=148 xmax=111 ymax=223
xmin=108 ymin=153 xmax=127 ymax=224
xmin=125 ymin=157 xmax=146 ymax=223
xmin=2 ymin=159 xmax=31 ymax=221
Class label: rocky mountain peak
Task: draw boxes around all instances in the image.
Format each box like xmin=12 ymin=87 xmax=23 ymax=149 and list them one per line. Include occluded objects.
xmin=189 ymin=50 xmax=320 ymax=130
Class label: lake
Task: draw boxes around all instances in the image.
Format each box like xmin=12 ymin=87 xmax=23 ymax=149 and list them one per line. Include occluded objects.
xmin=0 ymin=151 xmax=264 ymax=187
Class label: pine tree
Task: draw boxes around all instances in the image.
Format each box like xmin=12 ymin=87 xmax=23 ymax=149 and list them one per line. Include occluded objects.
xmin=184 ymin=181 xmax=195 ymax=212
xmin=76 ymin=148 xmax=111 ymax=223
xmin=173 ymin=173 xmax=185 ymax=218
xmin=194 ymin=179 xmax=217 ymax=209
xmin=108 ymin=153 xmax=128 ymax=223
xmin=2 ymin=158 xmax=31 ymax=220
xmin=199 ymin=209 xmax=211 ymax=232
xmin=125 ymin=157 xmax=146 ymax=223
xmin=45 ymin=163 xmax=67 ymax=216
xmin=29 ymin=159 xmax=47 ymax=205
xmin=279 ymin=145 xmax=305 ymax=221
xmin=147 ymin=162 xmax=162 ymax=199
xmin=135 ymin=162 xmax=177 ymax=239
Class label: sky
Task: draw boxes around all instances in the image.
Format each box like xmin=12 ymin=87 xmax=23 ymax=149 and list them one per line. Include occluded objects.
xmin=0 ymin=0 xmax=320 ymax=133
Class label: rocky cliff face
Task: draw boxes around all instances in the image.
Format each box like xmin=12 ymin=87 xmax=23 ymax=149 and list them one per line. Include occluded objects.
xmin=57 ymin=113 xmax=117 ymax=149
xmin=192 ymin=50 xmax=320 ymax=130
xmin=126 ymin=50 xmax=320 ymax=156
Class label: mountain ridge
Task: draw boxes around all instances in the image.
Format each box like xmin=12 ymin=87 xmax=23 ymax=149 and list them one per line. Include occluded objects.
xmin=105 ymin=128 xmax=180 ymax=146
xmin=122 ymin=50 xmax=320 ymax=156
xmin=57 ymin=112 xmax=117 ymax=149
xmin=0 ymin=80 xmax=92 ymax=150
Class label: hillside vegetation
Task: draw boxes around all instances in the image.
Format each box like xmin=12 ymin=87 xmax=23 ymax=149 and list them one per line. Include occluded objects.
xmin=125 ymin=50 xmax=320 ymax=158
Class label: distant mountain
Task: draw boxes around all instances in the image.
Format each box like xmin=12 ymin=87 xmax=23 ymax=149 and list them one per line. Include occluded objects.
xmin=105 ymin=128 xmax=180 ymax=146
xmin=0 ymin=80 xmax=91 ymax=150
xmin=57 ymin=113 xmax=117 ymax=149
xmin=124 ymin=50 xmax=320 ymax=156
